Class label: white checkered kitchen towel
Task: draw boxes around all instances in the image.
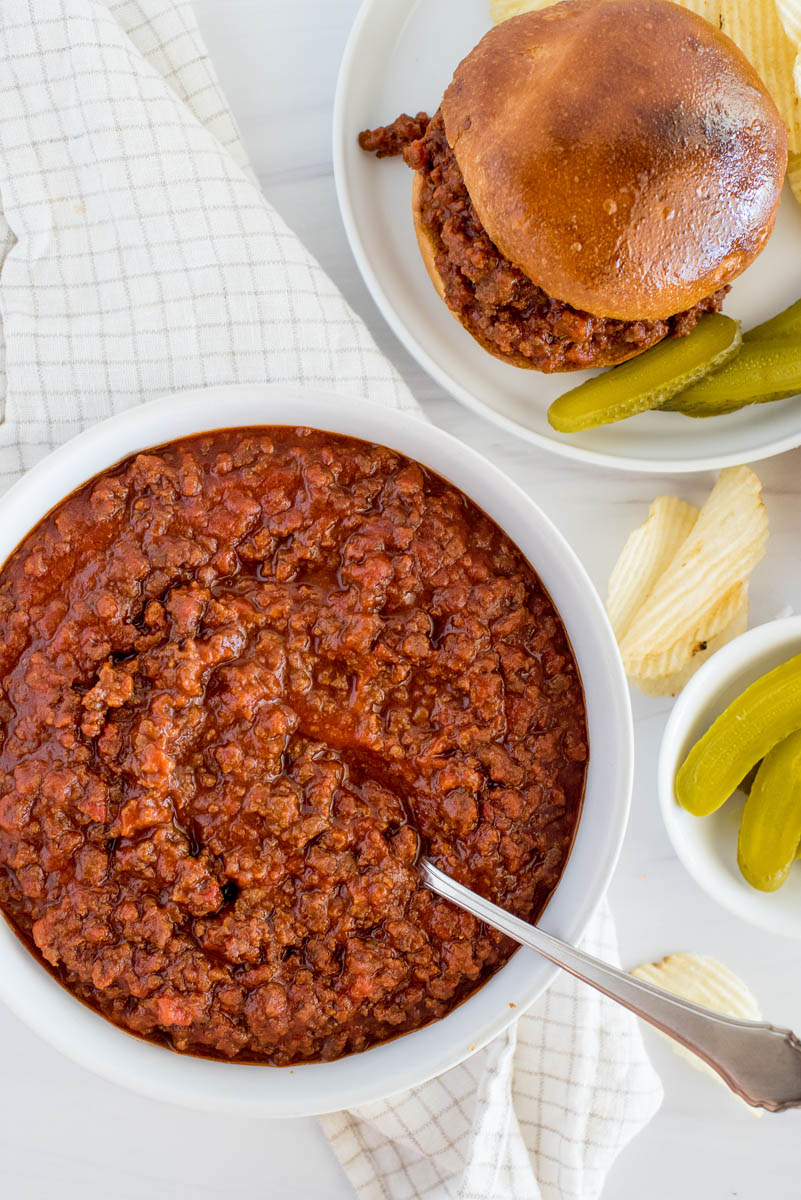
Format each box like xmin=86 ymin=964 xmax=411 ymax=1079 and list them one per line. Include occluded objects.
xmin=0 ymin=2 xmax=663 ymax=1197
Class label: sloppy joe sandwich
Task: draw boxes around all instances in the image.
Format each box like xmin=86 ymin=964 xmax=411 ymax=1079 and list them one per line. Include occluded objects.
xmin=359 ymin=0 xmax=788 ymax=372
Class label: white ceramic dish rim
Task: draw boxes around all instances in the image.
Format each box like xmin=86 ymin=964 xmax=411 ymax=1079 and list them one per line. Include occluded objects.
xmin=332 ymin=0 xmax=801 ymax=475
xmin=658 ymin=616 xmax=801 ymax=939
xmin=0 ymin=384 xmax=633 ymax=1115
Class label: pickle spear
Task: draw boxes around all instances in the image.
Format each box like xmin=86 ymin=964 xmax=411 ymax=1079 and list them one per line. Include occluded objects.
xmin=665 ymin=339 xmax=801 ymax=418
xmin=547 ymin=314 xmax=741 ymax=433
xmin=744 ymin=298 xmax=801 ymax=345
xmin=676 ymin=652 xmax=801 ymax=818
xmin=738 ymin=729 xmax=801 ymax=892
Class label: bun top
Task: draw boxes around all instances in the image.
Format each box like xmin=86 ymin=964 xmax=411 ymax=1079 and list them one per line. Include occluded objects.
xmin=442 ymin=0 xmax=788 ymax=322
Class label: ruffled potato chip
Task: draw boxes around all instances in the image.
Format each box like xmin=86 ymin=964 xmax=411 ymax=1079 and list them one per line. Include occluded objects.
xmin=607 ymin=469 xmax=767 ymax=696
xmin=632 ymin=952 xmax=762 ymax=1111
xmin=606 ymin=497 xmax=698 ymax=640
xmin=775 ymin=0 xmax=801 ymax=46
xmin=794 ymin=47 xmax=801 ymax=188
xmin=618 ymin=467 xmax=768 ymax=682
xmin=489 ymin=0 xmax=553 ymax=20
xmin=633 ymin=952 xmax=761 ymax=1022
xmin=629 ymin=583 xmax=748 ymax=697
xmin=789 ymin=151 xmax=801 ymax=207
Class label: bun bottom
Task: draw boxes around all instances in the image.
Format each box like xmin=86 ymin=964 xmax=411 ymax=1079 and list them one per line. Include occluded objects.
xmin=411 ymin=173 xmax=650 ymax=373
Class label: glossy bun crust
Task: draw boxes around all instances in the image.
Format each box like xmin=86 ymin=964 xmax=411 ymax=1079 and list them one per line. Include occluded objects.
xmin=410 ymin=172 xmax=621 ymax=368
xmin=441 ymin=0 xmax=788 ymax=322
xmin=411 ymin=153 xmax=711 ymax=371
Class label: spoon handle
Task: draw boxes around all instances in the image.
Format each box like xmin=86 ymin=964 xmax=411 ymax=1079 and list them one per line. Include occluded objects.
xmin=420 ymin=859 xmax=801 ymax=1112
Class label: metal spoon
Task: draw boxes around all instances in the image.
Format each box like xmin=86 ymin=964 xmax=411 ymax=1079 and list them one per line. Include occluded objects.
xmin=420 ymin=858 xmax=801 ymax=1113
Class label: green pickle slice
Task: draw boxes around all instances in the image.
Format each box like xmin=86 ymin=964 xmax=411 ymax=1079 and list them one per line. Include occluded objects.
xmin=547 ymin=314 xmax=741 ymax=433
xmin=744 ymin=298 xmax=801 ymax=345
xmin=738 ymin=729 xmax=801 ymax=892
xmin=676 ymin=651 xmax=801 ymax=818
xmin=665 ymin=339 xmax=801 ymax=418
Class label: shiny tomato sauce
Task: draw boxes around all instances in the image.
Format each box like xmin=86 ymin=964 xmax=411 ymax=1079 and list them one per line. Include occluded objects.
xmin=0 ymin=427 xmax=587 ymax=1063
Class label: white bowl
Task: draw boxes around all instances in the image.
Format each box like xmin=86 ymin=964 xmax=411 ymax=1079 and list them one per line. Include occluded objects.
xmin=659 ymin=617 xmax=801 ymax=939
xmin=0 ymin=384 xmax=633 ymax=1115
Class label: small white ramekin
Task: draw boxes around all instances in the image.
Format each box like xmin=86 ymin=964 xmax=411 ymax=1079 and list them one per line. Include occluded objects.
xmin=659 ymin=616 xmax=801 ymax=940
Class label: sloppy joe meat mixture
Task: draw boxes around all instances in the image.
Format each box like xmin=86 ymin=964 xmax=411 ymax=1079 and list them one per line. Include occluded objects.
xmin=0 ymin=428 xmax=587 ymax=1064
xmin=359 ymin=111 xmax=728 ymax=372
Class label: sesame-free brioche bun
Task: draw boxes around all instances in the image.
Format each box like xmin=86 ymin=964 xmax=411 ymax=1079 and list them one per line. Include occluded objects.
xmin=412 ymin=169 xmax=633 ymax=364
xmin=439 ymin=0 xmax=788 ymax=324
xmin=411 ymin=173 xmax=646 ymax=369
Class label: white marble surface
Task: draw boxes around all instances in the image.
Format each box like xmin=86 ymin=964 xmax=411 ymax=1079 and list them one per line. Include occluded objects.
xmin=2 ymin=2 xmax=801 ymax=1196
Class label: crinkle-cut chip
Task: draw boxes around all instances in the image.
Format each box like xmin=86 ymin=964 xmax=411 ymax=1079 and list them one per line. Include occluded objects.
xmin=793 ymin=51 xmax=801 ymax=204
xmin=489 ymin=0 xmax=801 ymax=157
xmin=633 ymin=952 xmax=761 ymax=1021
xmin=790 ymin=151 xmax=801 ymax=206
xmin=606 ymin=497 xmax=698 ymax=641
xmin=630 ymin=583 xmax=748 ymax=697
xmin=489 ymin=0 xmax=554 ymax=21
xmin=776 ymin=0 xmax=801 ymax=45
xmin=619 ymin=467 xmax=768 ymax=681
xmin=632 ymin=952 xmax=762 ymax=1112
xmin=609 ymin=469 xmax=766 ymax=695
xmin=791 ymin=50 xmax=801 ymax=203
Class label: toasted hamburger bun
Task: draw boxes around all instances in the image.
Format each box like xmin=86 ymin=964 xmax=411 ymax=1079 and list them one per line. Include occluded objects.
xmin=438 ymin=0 xmax=787 ymax=324
xmin=412 ymin=173 xmax=648 ymax=369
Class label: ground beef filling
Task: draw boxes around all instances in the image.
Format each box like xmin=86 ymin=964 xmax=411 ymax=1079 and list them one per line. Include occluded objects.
xmin=0 ymin=428 xmax=587 ymax=1065
xmin=359 ymin=111 xmax=728 ymax=372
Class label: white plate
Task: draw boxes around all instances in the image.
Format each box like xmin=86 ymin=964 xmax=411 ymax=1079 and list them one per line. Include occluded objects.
xmin=0 ymin=385 xmax=633 ymax=1114
xmin=334 ymin=0 xmax=801 ymax=473
xmin=658 ymin=617 xmax=801 ymax=939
